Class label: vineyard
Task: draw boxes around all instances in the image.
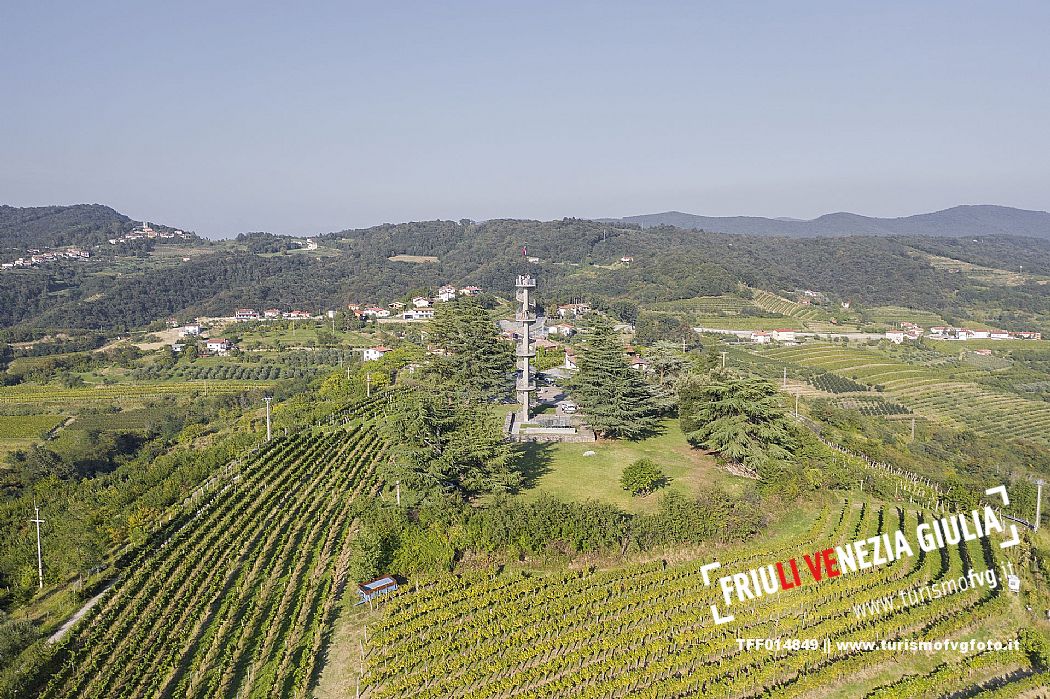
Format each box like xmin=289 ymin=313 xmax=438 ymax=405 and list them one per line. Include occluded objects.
xmin=809 ymin=371 xmax=869 ymax=394
xmin=28 ymin=406 xmax=386 ymax=699
xmin=751 ymin=289 xmax=824 ymax=321
xmin=754 ymin=344 xmax=1050 ymax=448
xmin=0 ymin=414 xmax=65 ymax=439
xmin=832 ymin=396 xmax=912 ymax=416
xmin=0 ymin=381 xmax=272 ymax=406
xmin=360 ymin=496 xmax=1041 ymax=698
xmin=132 ymin=364 xmax=312 ymax=382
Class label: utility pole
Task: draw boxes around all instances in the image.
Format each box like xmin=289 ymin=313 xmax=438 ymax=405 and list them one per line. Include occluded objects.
xmin=720 ymin=351 xmax=727 ymax=369
xmin=1036 ymin=479 xmax=1044 ymax=532
xmin=346 ymin=366 xmax=351 ymax=380
xmin=910 ymin=417 xmax=916 ymax=441
xmin=366 ymin=373 xmax=372 ymax=398
xmin=396 ymin=480 xmax=401 ymax=506
xmin=794 ymin=392 xmax=799 ymax=417
xmin=782 ymin=367 xmax=787 ymax=388
xmin=263 ymin=396 xmax=273 ymax=441
xmin=30 ymin=505 xmax=44 ymax=590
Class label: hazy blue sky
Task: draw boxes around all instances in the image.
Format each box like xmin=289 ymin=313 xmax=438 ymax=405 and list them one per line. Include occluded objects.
xmin=2 ymin=1 xmax=1048 ymax=237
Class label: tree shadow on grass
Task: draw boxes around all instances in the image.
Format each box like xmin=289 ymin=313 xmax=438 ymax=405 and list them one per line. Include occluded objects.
xmin=514 ymin=441 xmax=555 ymax=490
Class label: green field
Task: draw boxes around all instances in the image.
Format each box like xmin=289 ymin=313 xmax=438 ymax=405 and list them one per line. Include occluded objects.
xmin=0 ymin=414 xmax=66 ymax=438
xmin=755 ymin=342 xmax=1050 ymax=447
xmin=518 ymin=421 xmax=737 ymax=513
xmin=0 ymin=381 xmax=272 ymax=405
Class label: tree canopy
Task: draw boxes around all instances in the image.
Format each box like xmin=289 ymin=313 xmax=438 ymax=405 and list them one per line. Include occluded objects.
xmin=568 ymin=318 xmax=662 ymax=439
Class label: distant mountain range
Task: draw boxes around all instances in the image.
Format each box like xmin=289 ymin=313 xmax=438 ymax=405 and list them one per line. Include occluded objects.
xmin=602 ymin=205 xmax=1050 ymax=240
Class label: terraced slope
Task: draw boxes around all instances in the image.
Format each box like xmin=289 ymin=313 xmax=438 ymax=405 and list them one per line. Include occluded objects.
xmin=34 ymin=410 xmax=385 ymax=699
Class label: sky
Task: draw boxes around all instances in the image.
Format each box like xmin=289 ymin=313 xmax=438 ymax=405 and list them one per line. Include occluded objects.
xmin=2 ymin=1 xmax=1048 ymax=238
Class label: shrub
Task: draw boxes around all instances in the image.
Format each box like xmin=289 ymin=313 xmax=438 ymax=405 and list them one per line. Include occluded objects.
xmin=620 ymin=458 xmax=666 ymax=496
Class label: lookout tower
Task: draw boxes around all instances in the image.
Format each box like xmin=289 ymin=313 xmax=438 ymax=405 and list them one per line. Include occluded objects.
xmin=515 ymin=274 xmax=537 ymax=422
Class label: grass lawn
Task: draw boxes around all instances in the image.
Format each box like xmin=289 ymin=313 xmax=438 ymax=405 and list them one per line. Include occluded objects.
xmin=517 ymin=420 xmax=745 ymax=513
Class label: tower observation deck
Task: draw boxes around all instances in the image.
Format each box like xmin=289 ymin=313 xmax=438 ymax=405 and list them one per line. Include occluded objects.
xmin=515 ymin=274 xmax=537 ymax=422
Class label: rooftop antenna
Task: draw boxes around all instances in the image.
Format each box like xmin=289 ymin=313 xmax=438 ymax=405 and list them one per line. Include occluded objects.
xmin=30 ymin=505 xmax=44 ymax=589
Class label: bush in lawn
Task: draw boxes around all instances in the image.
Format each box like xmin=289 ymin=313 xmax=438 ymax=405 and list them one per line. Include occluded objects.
xmin=621 ymin=458 xmax=666 ymax=496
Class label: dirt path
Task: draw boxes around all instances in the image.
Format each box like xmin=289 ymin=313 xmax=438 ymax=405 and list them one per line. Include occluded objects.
xmin=48 ymin=581 xmax=114 ymax=643
xmin=312 ymin=599 xmax=371 ymax=699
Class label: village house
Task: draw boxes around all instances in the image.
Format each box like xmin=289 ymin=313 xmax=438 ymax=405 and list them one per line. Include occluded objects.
xmin=389 ymin=301 xmax=406 ymax=310
xmin=772 ymin=329 xmax=797 ymax=343
xmin=363 ymin=346 xmax=393 ymax=362
xmin=284 ymin=310 xmax=313 ymax=320
xmin=564 ymin=349 xmax=578 ymax=370
xmin=234 ymin=308 xmax=259 ymax=321
xmin=547 ymin=324 xmax=575 ymax=338
xmin=361 ymin=307 xmax=391 ymax=318
xmin=557 ymin=303 xmax=591 ymax=318
xmin=263 ymin=308 xmax=281 ymax=319
xmin=436 ymin=285 xmax=458 ymax=302
xmin=459 ymin=285 xmax=482 ymax=296
xmin=630 ymin=357 xmax=650 ymax=371
xmin=990 ymin=330 xmax=1011 ymax=339
xmin=401 ymin=309 xmax=435 ymax=320
xmin=178 ymin=324 xmax=202 ymax=337
xmin=751 ymin=331 xmax=771 ymax=344
xmin=412 ymin=296 xmax=432 ymax=308
xmin=347 ymin=302 xmax=362 ymax=311
xmin=205 ymin=338 xmax=232 ymax=355
xmin=885 ymin=330 xmax=905 ymax=344
xmin=1013 ymin=331 xmax=1042 ymax=340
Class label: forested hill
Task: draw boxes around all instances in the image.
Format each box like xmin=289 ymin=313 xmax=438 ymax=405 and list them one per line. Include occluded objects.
xmin=0 ymin=204 xmax=135 ymax=249
xmin=2 ymin=215 xmax=1050 ymax=332
xmin=609 ymin=205 xmax=1050 ymax=239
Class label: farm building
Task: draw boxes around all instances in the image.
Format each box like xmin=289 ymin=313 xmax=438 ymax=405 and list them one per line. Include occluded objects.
xmin=363 ymin=346 xmax=393 ymax=361
xmin=357 ymin=576 xmax=398 ymax=604
xmin=885 ymin=330 xmax=905 ymax=344
xmin=751 ymin=331 xmax=771 ymax=344
xmin=772 ymin=329 xmax=796 ymax=342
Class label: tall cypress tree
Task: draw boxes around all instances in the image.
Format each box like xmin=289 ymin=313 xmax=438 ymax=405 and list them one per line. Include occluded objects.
xmin=426 ymin=297 xmax=512 ymax=400
xmin=569 ymin=318 xmax=661 ymax=439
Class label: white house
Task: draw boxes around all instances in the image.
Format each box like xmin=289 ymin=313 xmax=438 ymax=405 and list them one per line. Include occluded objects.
xmin=557 ymin=303 xmax=590 ymax=318
xmin=401 ymin=309 xmax=435 ymax=320
xmin=179 ymin=325 xmax=202 ymax=337
xmin=547 ymin=324 xmax=575 ymax=337
xmin=363 ymin=346 xmax=393 ymax=361
xmin=772 ymin=329 xmax=797 ymax=343
xmin=564 ymin=349 xmax=578 ymax=370
xmin=361 ymin=307 xmax=391 ymax=318
xmin=969 ymin=330 xmax=991 ymax=339
xmin=751 ymin=331 xmax=771 ymax=344
xmin=285 ymin=310 xmax=313 ymax=320
xmin=885 ymin=330 xmax=905 ymax=344
xmin=205 ymin=338 xmax=232 ymax=355
xmin=263 ymin=308 xmax=281 ymax=319
xmin=630 ymin=357 xmax=650 ymax=371
xmin=1013 ymin=331 xmax=1042 ymax=340
xmin=436 ymin=285 xmax=458 ymax=302
xmin=990 ymin=330 xmax=1010 ymax=340
xmin=389 ymin=301 xmax=406 ymax=310
xmin=234 ymin=308 xmax=259 ymax=321
xmin=412 ymin=296 xmax=432 ymax=308
xmin=459 ymin=285 xmax=482 ymax=296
